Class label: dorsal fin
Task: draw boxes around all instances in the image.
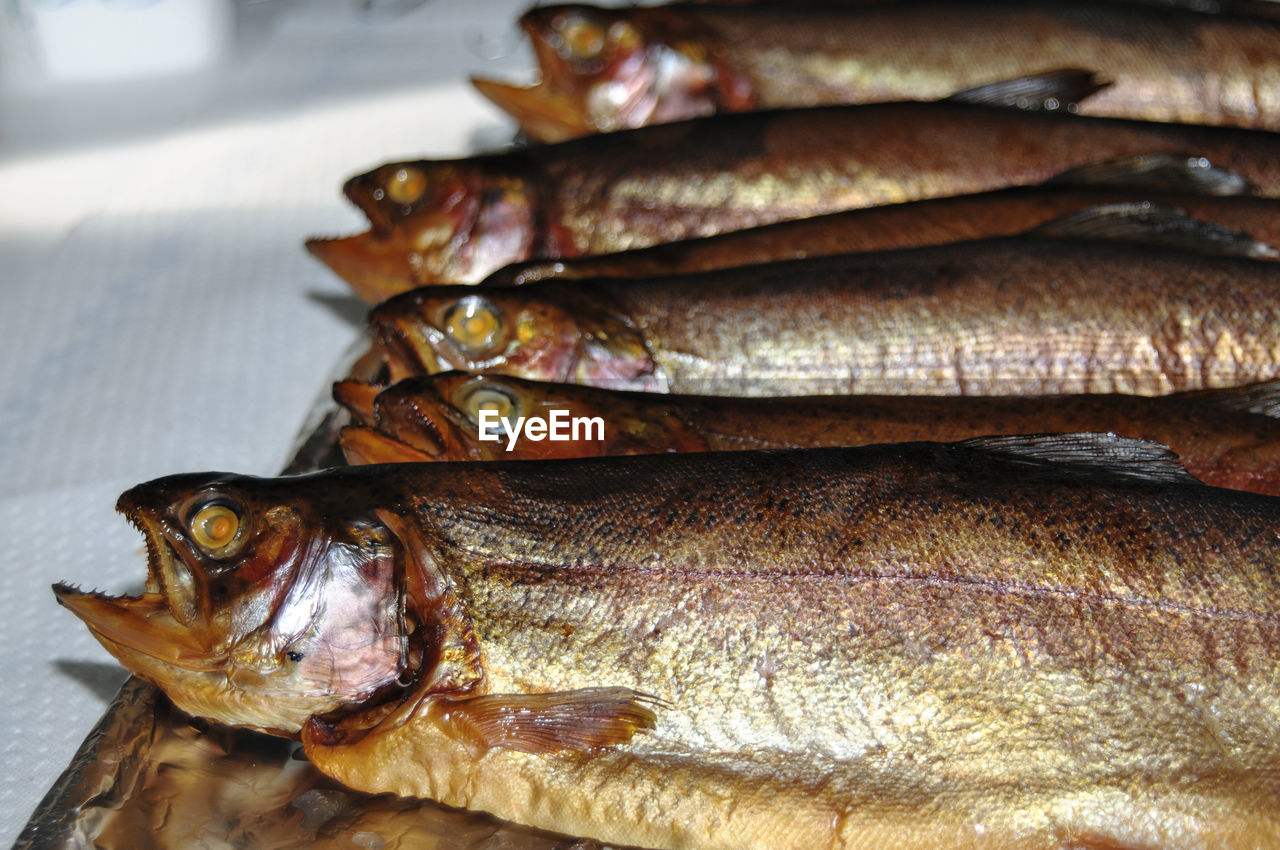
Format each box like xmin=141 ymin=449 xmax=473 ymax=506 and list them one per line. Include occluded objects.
xmin=959 ymin=433 xmax=1201 ymax=485
xmin=1029 ymin=203 xmax=1280 ymax=259
xmin=1176 ymin=380 xmax=1280 ymax=418
xmin=947 ymin=69 xmax=1109 ymax=112
xmin=1050 ymin=154 xmax=1255 ymax=196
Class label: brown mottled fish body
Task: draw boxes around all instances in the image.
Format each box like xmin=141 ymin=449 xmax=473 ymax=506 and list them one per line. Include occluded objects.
xmin=369 ymin=236 xmax=1280 ymax=397
xmin=478 ymin=1 xmax=1280 ymax=141
xmin=310 ymin=104 xmax=1280 ymax=298
xmin=484 ymin=187 xmax=1280 ymax=285
xmin=668 ymin=1 xmax=1280 ymax=129
xmin=340 ymin=374 xmax=1280 ymax=496
xmin=291 ymin=442 xmax=1280 ymax=849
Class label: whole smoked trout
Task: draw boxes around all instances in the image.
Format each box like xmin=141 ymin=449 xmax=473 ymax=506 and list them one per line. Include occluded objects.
xmin=55 ymin=438 xmax=1280 ymax=848
xmin=367 ymin=235 xmax=1280 ymax=397
xmin=483 ymin=189 xmax=1280 ymax=286
xmin=474 ymin=1 xmax=1280 ymax=141
xmin=305 ymin=101 xmax=1280 ymax=298
xmin=335 ymin=372 xmax=1280 ymax=496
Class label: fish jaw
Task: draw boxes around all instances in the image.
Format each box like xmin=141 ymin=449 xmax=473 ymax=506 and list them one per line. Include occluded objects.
xmin=340 ymin=426 xmax=441 ymax=465
xmin=54 ymin=586 xmax=219 ymax=673
xmin=315 ymin=163 xmax=539 ymax=294
xmin=367 ymin=286 xmax=582 ymax=385
xmin=54 ymin=475 xmax=412 ymax=736
xmin=368 ymin=284 xmax=667 ymax=391
xmin=471 ymin=77 xmax=594 ymax=144
xmin=54 ymin=584 xmax=321 ymax=734
xmin=474 ymin=5 xmax=729 ymax=141
xmin=332 ymin=379 xmax=384 ymax=426
xmin=337 ymin=376 xmax=460 ymax=464
xmin=305 ymin=232 xmax=420 ymax=304
xmin=367 ymin=303 xmax=449 ymax=383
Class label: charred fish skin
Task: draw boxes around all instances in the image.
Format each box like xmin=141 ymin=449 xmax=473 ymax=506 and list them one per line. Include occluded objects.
xmin=367 ymin=236 xmax=1280 ymax=398
xmin=477 ymin=1 xmax=1280 ymax=141
xmin=309 ymin=102 xmax=1280 ymax=298
xmin=291 ymin=439 xmax=1280 ymax=850
xmin=335 ymin=373 xmax=1280 ymax=497
xmin=482 ymin=187 xmax=1280 ymax=286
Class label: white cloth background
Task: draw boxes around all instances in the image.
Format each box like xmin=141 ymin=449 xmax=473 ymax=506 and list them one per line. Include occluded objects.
xmin=0 ymin=0 xmax=538 ymax=840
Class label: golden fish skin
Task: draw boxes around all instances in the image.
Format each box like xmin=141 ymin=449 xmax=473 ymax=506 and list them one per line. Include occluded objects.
xmin=337 ymin=372 xmax=1280 ymax=497
xmin=367 ymin=236 xmax=1280 ymax=397
xmin=474 ymin=1 xmax=1280 ymax=142
xmin=307 ymin=103 xmax=1280 ymax=300
xmin=281 ymin=439 xmax=1280 ymax=850
xmin=55 ymin=442 xmax=1280 ymax=848
xmin=483 ymin=187 xmax=1280 ymax=285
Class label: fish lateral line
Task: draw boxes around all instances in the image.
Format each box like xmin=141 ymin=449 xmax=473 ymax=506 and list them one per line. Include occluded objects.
xmin=464 ymin=557 xmax=1278 ymax=626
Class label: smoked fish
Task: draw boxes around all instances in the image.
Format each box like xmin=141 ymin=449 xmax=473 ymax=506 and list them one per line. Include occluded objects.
xmin=334 ymin=372 xmax=1280 ymax=496
xmin=55 ymin=437 xmax=1280 ymax=848
xmin=305 ymin=101 xmax=1280 ymax=298
xmin=473 ymin=1 xmax=1280 ymax=141
xmin=482 ymin=190 xmax=1280 ymax=286
xmin=366 ymin=234 xmax=1280 ymax=397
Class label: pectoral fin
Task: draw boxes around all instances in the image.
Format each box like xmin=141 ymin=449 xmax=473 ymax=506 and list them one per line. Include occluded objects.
xmin=1029 ymin=203 xmax=1280 ymax=259
xmin=1175 ymin=379 xmax=1280 ymax=418
xmin=439 ymin=687 xmax=660 ymax=755
xmin=1051 ymin=153 xmax=1254 ymax=196
xmin=947 ymin=69 xmax=1108 ymax=111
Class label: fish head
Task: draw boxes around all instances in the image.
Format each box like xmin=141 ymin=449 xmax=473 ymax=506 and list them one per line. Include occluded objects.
xmin=339 ymin=372 xmax=494 ymax=463
xmin=306 ymin=160 xmax=538 ymax=301
xmin=367 ymin=283 xmax=667 ymax=391
xmin=472 ymin=4 xmax=735 ymax=142
xmin=340 ymin=372 xmax=695 ymax=462
xmin=54 ymin=473 xmax=411 ymax=736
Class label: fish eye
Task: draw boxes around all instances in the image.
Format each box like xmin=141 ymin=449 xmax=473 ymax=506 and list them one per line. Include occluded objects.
xmin=189 ymin=503 xmax=244 ymax=558
xmin=555 ymin=13 xmax=606 ymax=61
xmin=385 ymin=166 xmax=427 ymax=206
xmin=442 ymin=295 xmax=504 ymax=356
xmin=454 ymin=382 xmax=521 ymax=427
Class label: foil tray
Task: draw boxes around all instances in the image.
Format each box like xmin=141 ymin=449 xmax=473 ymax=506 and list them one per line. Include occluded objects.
xmin=15 ymin=678 xmax=613 ymax=850
xmin=15 ymin=346 xmax=623 ymax=850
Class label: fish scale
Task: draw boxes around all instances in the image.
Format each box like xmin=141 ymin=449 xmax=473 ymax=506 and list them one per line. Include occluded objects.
xmin=310 ymin=101 xmax=1280 ymax=297
xmin=55 ymin=438 xmax=1280 ymax=848
xmin=474 ymin=1 xmax=1280 ymax=141
xmin=369 ymin=236 xmax=1280 ymax=399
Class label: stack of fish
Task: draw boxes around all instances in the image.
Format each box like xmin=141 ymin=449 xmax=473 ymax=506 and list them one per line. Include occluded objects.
xmin=56 ymin=2 xmax=1280 ymax=848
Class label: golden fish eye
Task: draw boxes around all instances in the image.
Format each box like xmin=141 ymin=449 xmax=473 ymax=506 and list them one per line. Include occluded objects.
xmin=607 ymin=20 xmax=640 ymax=51
xmin=190 ymin=504 xmax=242 ymax=555
xmin=456 ymin=384 xmax=521 ymax=426
xmin=386 ymin=166 xmax=427 ymax=206
xmin=556 ymin=14 xmax=606 ymax=61
xmin=443 ymin=296 xmax=504 ymax=355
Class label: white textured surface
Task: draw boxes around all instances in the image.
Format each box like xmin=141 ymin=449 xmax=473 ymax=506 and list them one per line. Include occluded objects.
xmin=0 ymin=0 xmax=530 ymax=842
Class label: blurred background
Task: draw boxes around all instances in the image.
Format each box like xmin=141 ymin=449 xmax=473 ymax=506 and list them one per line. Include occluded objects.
xmin=0 ymin=0 xmax=536 ymax=840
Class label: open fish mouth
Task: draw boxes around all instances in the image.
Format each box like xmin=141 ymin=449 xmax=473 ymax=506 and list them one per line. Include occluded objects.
xmin=305 ymin=232 xmax=420 ymax=303
xmin=367 ymin=313 xmax=447 ymax=383
xmin=470 ymin=13 xmax=590 ymax=141
xmin=334 ymin=380 xmax=449 ymax=464
xmin=471 ymin=76 xmax=592 ymax=143
xmin=53 ymin=506 xmax=219 ymax=673
xmin=341 ymin=173 xmax=395 ymax=235
xmin=340 ymin=425 xmax=444 ymax=465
